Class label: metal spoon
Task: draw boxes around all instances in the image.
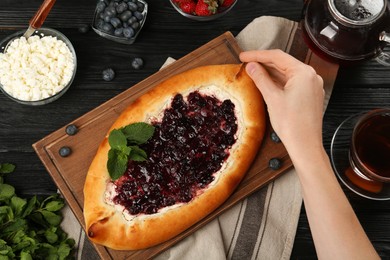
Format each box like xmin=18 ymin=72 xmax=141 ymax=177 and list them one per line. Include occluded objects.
xmin=4 ymin=0 xmax=57 ymax=51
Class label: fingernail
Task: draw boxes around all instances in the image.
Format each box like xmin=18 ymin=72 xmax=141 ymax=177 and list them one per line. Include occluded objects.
xmin=246 ymin=62 xmax=256 ymax=76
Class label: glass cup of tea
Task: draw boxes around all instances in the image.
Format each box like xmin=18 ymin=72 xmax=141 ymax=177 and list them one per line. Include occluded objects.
xmin=301 ymin=0 xmax=390 ymax=65
xmin=348 ymin=108 xmax=390 ymax=188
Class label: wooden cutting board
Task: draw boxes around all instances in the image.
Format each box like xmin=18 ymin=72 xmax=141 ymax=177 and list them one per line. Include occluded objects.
xmin=33 ymin=30 xmax=338 ymax=259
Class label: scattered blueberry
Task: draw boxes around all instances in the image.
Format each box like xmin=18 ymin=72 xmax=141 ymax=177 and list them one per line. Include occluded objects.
xmin=102 ymin=68 xmax=115 ymax=81
xmin=131 ymin=57 xmax=144 ymax=70
xmin=78 ymin=24 xmax=90 ymax=34
xmin=59 ymin=146 xmax=72 ymax=157
xmin=65 ymin=124 xmax=78 ymax=136
xmin=269 ymin=158 xmax=282 ymax=170
xmin=270 ymin=131 xmax=281 ymax=143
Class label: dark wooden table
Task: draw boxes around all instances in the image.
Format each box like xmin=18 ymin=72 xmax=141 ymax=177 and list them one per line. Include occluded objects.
xmin=1 ymin=0 xmax=389 ymax=259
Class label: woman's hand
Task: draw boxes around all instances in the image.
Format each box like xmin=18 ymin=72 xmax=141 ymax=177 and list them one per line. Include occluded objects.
xmin=240 ymin=49 xmax=325 ymax=154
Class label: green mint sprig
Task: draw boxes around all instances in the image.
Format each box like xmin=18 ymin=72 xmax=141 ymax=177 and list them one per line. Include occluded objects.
xmin=107 ymin=122 xmax=155 ymax=180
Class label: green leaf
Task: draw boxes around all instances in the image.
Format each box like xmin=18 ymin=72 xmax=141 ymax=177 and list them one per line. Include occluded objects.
xmin=107 ymin=149 xmax=128 ymax=180
xmin=0 ymin=164 xmax=15 ymax=175
xmin=122 ymin=122 xmax=155 ymax=145
xmin=10 ymin=196 xmax=27 ymax=217
xmin=28 ymin=212 xmax=48 ymax=228
xmin=20 ymin=251 xmax=33 ymax=260
xmin=3 ymin=218 xmax=27 ymax=232
xmin=21 ymin=196 xmax=37 ymax=218
xmin=129 ymin=146 xmax=147 ymax=161
xmin=0 ymin=184 xmax=15 ymax=201
xmin=41 ymin=211 xmax=62 ymax=227
xmin=43 ymin=201 xmax=65 ymax=212
xmin=44 ymin=229 xmax=58 ymax=244
xmin=108 ymin=129 xmax=127 ymax=150
xmin=57 ymin=242 xmax=71 ymax=260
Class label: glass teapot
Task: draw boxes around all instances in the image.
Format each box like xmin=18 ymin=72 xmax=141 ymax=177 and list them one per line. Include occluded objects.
xmin=302 ymin=0 xmax=390 ymax=65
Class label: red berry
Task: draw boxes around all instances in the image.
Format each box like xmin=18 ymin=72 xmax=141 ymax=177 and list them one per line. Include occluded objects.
xmin=195 ymin=0 xmax=218 ymax=16
xmin=219 ymin=0 xmax=235 ymax=7
xmin=180 ymin=0 xmax=196 ymax=14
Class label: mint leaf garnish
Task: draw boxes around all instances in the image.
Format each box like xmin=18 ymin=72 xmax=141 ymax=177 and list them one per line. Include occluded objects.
xmin=107 ymin=122 xmax=155 ymax=180
xmin=108 ymin=129 xmax=127 ymax=150
xmin=122 ymin=122 xmax=155 ymax=145
xmin=129 ymin=146 xmax=148 ymax=161
xmin=107 ymin=149 xmax=129 ymax=181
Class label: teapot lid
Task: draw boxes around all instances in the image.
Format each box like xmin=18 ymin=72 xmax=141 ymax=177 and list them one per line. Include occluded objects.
xmin=329 ymin=0 xmax=387 ymax=26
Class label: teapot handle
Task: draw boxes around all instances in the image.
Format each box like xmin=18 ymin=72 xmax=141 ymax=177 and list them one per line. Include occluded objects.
xmin=376 ymin=31 xmax=390 ymax=66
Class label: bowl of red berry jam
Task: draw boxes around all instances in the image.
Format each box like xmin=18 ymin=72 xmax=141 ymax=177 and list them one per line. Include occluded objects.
xmin=92 ymin=0 xmax=147 ymax=44
xmin=169 ymin=0 xmax=237 ymax=21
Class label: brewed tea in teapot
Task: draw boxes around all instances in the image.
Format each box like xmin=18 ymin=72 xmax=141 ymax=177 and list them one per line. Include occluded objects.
xmin=302 ymin=0 xmax=390 ymax=65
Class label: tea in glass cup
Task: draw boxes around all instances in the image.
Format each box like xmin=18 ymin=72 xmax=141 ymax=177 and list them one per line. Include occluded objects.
xmin=346 ymin=108 xmax=390 ymax=193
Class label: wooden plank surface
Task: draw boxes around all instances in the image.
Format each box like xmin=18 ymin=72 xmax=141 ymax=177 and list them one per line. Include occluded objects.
xmin=1 ymin=0 xmax=389 ymax=259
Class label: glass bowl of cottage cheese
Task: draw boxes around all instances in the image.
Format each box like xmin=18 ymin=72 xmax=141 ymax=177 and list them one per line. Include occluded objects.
xmin=0 ymin=28 xmax=77 ymax=105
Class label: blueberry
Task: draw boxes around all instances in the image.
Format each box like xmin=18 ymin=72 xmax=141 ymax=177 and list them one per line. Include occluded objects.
xmin=104 ymin=7 xmax=116 ymax=17
xmin=95 ymin=19 xmax=105 ymax=29
xmin=65 ymin=124 xmax=78 ymax=135
xmin=101 ymin=22 xmax=114 ymax=33
xmin=137 ymin=2 xmax=145 ymax=12
xmin=269 ymin=158 xmax=282 ymax=170
xmin=131 ymin=57 xmax=144 ymax=70
xmin=116 ymin=2 xmax=128 ymax=13
xmin=131 ymin=21 xmax=140 ymax=30
xmin=59 ymin=146 xmax=71 ymax=157
xmin=96 ymin=1 xmax=106 ymax=13
xmin=110 ymin=17 xmax=121 ymax=28
xmin=103 ymin=13 xmax=113 ymax=23
xmin=270 ymin=131 xmax=281 ymax=143
xmin=128 ymin=16 xmax=137 ymax=24
xmin=114 ymin=27 xmax=124 ymax=36
xmin=128 ymin=2 xmax=138 ymax=11
xmin=134 ymin=11 xmax=144 ymax=21
xmin=123 ymin=27 xmax=135 ymax=38
xmin=78 ymin=24 xmax=90 ymax=34
xmin=102 ymin=68 xmax=115 ymax=81
xmin=119 ymin=10 xmax=132 ymax=21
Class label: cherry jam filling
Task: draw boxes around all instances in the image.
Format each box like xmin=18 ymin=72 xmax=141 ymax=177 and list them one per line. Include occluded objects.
xmin=112 ymin=91 xmax=238 ymax=215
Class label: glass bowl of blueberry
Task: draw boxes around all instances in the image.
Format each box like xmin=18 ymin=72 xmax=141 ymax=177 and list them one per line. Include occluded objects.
xmin=169 ymin=0 xmax=237 ymax=21
xmin=92 ymin=0 xmax=147 ymax=44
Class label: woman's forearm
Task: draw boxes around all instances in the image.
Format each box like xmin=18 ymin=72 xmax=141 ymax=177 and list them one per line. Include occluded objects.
xmin=289 ymin=146 xmax=379 ymax=260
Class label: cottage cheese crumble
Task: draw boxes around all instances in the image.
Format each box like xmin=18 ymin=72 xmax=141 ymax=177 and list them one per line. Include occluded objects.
xmin=0 ymin=35 xmax=75 ymax=101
